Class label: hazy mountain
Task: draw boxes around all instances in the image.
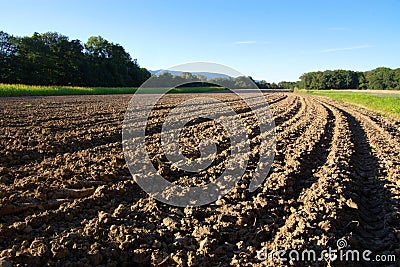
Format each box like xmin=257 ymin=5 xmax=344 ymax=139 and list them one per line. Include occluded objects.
xmin=149 ymin=70 xmax=233 ymax=80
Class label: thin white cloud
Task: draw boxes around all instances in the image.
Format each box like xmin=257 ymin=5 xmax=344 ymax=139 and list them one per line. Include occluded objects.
xmin=321 ymin=45 xmax=373 ymax=53
xmin=234 ymin=40 xmax=257 ymax=45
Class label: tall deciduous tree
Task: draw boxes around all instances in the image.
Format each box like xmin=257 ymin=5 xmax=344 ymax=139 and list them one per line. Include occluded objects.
xmin=0 ymin=31 xmax=150 ymax=87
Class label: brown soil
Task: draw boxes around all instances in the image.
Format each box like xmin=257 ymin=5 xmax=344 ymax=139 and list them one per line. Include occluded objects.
xmin=0 ymin=93 xmax=399 ymax=266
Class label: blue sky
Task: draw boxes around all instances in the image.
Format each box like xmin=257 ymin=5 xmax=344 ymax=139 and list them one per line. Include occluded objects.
xmin=1 ymin=0 xmax=399 ymax=82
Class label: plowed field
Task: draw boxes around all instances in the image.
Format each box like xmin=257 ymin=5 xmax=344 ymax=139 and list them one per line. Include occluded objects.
xmin=0 ymin=92 xmax=399 ymax=266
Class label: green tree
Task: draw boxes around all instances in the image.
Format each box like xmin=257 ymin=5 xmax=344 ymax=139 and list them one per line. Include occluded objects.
xmin=357 ymin=72 xmax=367 ymax=89
xmin=84 ymin=36 xmax=150 ymax=86
xmin=234 ymin=76 xmax=254 ymax=88
xmin=366 ymin=67 xmax=396 ymax=89
xmin=394 ymin=68 xmax=400 ymax=90
xmin=0 ymin=31 xmax=18 ymax=83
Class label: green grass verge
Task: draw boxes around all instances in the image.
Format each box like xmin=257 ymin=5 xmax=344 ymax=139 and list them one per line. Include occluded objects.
xmin=0 ymin=84 xmax=226 ymax=96
xmin=307 ymin=90 xmax=400 ymax=118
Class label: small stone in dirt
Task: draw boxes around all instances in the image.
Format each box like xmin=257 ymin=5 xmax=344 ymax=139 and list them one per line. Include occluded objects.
xmin=318 ymin=220 xmax=331 ymax=232
xmin=151 ymin=251 xmax=169 ymax=265
xmin=162 ymin=217 xmax=179 ymax=230
xmin=346 ymin=199 xmax=358 ymax=209
xmin=231 ymin=256 xmax=240 ymax=266
xmin=21 ymin=240 xmax=30 ymax=248
xmin=110 ymin=225 xmax=118 ymax=232
xmin=184 ymin=207 xmax=193 ymax=217
xmin=173 ymin=235 xmax=189 ymax=247
xmin=215 ymin=198 xmax=225 ymax=206
xmin=199 ymin=237 xmax=211 ymax=253
xmin=12 ymin=222 xmax=25 ymax=232
xmin=0 ymin=249 xmax=14 ymax=259
xmin=113 ymin=204 xmax=126 ymax=216
xmin=51 ymin=244 xmax=69 ymax=259
xmin=0 ymin=258 xmax=11 ymax=267
xmin=29 ymin=239 xmax=49 ymax=257
xmin=236 ymin=241 xmax=244 ymax=250
xmin=98 ymin=211 xmax=111 ymax=224
xmin=171 ymin=254 xmax=184 ymax=265
xmin=192 ymin=225 xmax=211 ymax=239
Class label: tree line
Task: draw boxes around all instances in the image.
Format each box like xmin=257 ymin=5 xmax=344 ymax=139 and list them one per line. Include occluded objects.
xmin=1 ymin=30 xmax=399 ymax=90
xmin=147 ymin=72 xmax=264 ymax=89
xmin=148 ymin=72 xmax=299 ymax=90
xmin=0 ymin=31 xmax=150 ymax=87
xmin=298 ymin=68 xmax=400 ymax=90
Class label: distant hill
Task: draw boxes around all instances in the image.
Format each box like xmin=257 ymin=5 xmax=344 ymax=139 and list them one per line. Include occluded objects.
xmin=149 ymin=70 xmax=233 ymax=80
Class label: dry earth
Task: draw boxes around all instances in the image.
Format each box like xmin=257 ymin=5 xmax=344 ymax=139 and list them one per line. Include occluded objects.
xmin=0 ymin=92 xmax=399 ymax=266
